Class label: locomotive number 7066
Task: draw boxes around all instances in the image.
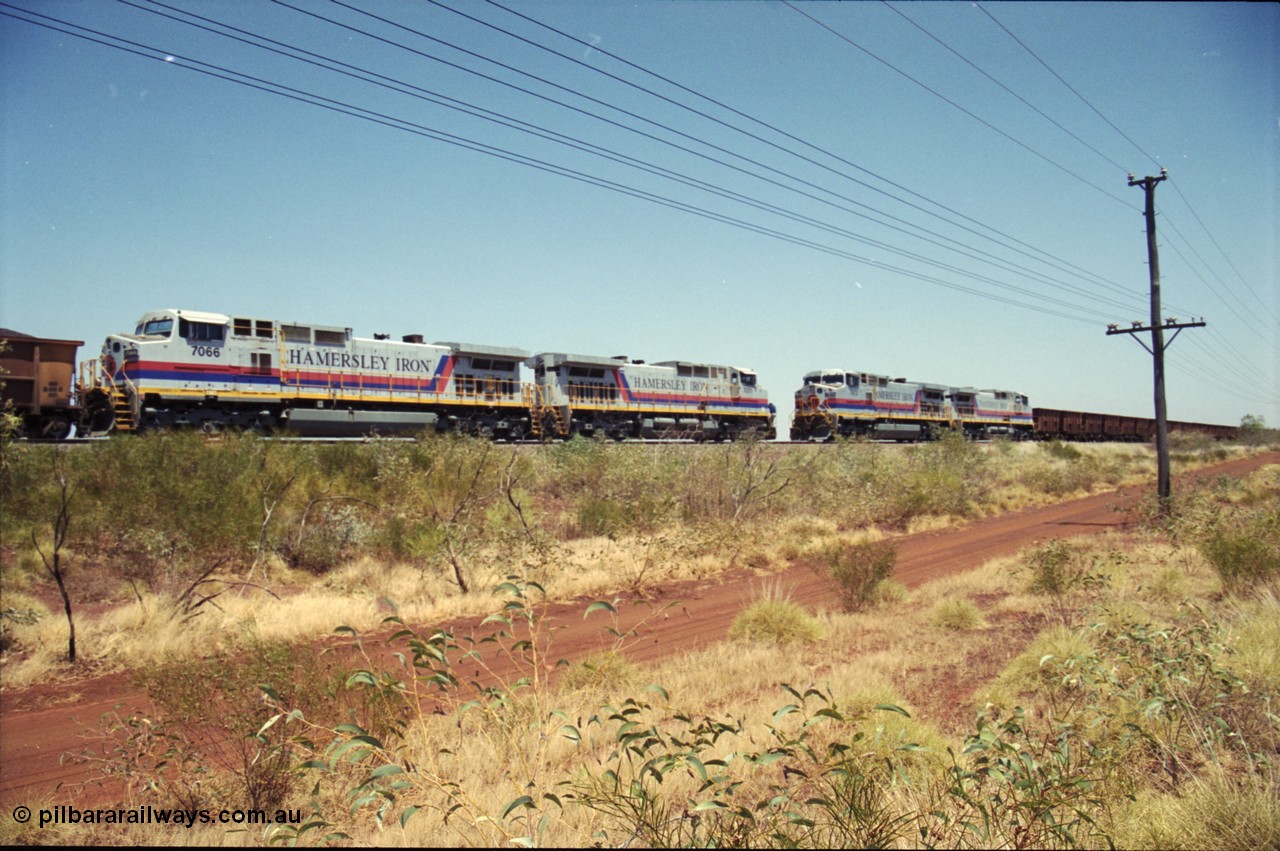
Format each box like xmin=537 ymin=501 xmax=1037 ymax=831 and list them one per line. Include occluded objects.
xmin=191 ymin=346 xmax=221 ymax=358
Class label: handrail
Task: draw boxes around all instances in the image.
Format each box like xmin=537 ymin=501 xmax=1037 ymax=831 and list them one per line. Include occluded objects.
xmin=270 ymin=371 xmax=769 ymax=415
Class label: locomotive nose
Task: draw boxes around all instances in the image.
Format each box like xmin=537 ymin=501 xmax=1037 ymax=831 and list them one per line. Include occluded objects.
xmin=101 ymin=338 xmax=126 ymax=376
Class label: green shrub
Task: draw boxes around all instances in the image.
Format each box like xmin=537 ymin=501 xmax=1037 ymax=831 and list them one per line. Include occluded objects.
xmin=0 ymin=603 xmax=43 ymax=653
xmin=90 ymin=432 xmax=267 ymax=562
xmin=887 ymin=431 xmax=990 ymax=522
xmin=819 ymin=539 xmax=897 ymax=612
xmin=1022 ymin=459 xmax=1097 ymax=496
xmin=124 ymin=638 xmax=344 ymax=813
xmin=288 ymin=501 xmax=377 ymax=573
xmin=980 ymin=625 xmax=1096 ymax=712
xmin=939 ymin=704 xmax=1118 ymax=849
xmin=1168 ymin=430 xmax=1216 ymax=453
xmin=1020 ymin=538 xmax=1112 ymax=625
xmin=1024 ymin=539 xmax=1080 ymax=595
xmin=1228 ymin=592 xmax=1280 ymax=691
xmin=568 ymin=684 xmax=914 ymax=849
xmin=1149 ymin=565 xmax=1190 ymax=603
xmin=1197 ymin=504 xmax=1280 ymax=592
xmin=576 ymin=497 xmax=627 ymax=537
xmin=1042 ymin=439 xmax=1083 ymax=461
xmin=870 ymin=578 xmax=910 ymax=606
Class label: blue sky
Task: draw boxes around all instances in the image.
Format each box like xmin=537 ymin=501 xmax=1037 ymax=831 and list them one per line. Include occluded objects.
xmin=2 ymin=1 xmax=1276 ymax=430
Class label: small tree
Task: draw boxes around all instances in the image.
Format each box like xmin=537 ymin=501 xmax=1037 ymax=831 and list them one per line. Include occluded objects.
xmin=32 ymin=453 xmax=78 ymax=663
xmin=1238 ymin=414 xmax=1275 ymax=446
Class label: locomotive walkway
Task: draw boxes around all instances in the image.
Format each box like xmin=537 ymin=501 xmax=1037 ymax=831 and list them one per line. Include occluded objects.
xmin=2 ymin=449 xmax=1276 ymax=811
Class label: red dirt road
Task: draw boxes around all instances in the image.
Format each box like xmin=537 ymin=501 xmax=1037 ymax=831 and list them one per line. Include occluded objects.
xmin=3 ymin=450 xmax=1275 ymax=810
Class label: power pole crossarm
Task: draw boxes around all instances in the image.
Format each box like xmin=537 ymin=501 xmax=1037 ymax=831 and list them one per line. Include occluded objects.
xmin=1107 ymin=318 xmax=1207 ymax=355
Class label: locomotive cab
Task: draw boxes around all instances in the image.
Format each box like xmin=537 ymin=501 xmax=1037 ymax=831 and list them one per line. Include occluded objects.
xmin=796 ymin=370 xmax=846 ymax=407
xmin=92 ymin=309 xmax=259 ymax=432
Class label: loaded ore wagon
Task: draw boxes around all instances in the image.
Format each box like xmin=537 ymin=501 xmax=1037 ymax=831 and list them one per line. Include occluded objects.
xmin=0 ymin=329 xmax=83 ymax=439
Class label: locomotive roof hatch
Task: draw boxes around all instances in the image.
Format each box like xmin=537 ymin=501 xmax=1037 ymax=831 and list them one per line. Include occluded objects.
xmin=530 ymin=352 xmax=624 ymax=369
xmin=170 ymin=308 xmax=231 ymax=324
xmin=435 ymin=341 xmax=531 ymax=360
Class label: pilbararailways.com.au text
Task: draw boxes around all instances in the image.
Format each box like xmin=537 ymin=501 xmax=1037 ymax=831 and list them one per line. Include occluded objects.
xmin=32 ymin=804 xmax=302 ymax=829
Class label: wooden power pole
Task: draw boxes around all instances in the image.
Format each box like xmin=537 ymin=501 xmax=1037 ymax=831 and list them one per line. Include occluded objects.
xmin=1107 ymin=168 xmax=1204 ymax=513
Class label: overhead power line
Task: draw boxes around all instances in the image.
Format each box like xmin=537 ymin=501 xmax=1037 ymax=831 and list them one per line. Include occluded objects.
xmin=881 ymin=0 xmax=1130 ymax=174
xmin=1158 ymin=225 xmax=1277 ymax=348
xmin=974 ymin=1 xmax=1162 ymax=170
xmin=126 ymin=0 xmax=1142 ymax=316
xmin=320 ymin=0 xmax=1141 ymax=310
xmin=962 ymin=0 xmax=1278 ymax=386
xmin=784 ymin=0 xmax=1135 ymax=208
xmin=475 ymin=0 xmax=1134 ymax=298
xmin=0 ymin=2 xmax=1118 ymax=326
xmin=1167 ymin=181 xmax=1280 ymax=328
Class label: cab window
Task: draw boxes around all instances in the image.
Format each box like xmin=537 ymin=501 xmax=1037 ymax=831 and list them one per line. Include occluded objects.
xmin=178 ymin=319 xmax=225 ymax=342
xmin=137 ymin=318 xmax=174 ymax=337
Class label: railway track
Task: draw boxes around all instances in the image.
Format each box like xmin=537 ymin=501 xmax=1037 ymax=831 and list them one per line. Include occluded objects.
xmin=18 ymin=435 xmax=1018 ymax=447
